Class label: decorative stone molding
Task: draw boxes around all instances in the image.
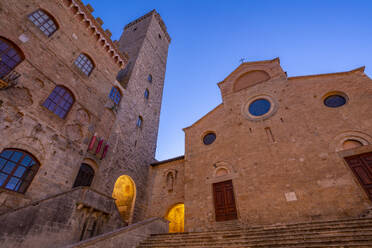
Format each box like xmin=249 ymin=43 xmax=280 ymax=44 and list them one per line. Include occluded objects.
xmin=242 ymin=94 xmax=278 ymax=121
xmin=63 ymin=0 xmax=129 ymax=67
xmin=331 ymin=131 xmax=372 ymax=152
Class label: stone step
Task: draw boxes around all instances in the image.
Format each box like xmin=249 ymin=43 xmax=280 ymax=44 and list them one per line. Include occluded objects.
xmin=137 ymin=218 xmax=372 ymax=248
xmin=141 ymin=231 xmax=372 ymax=244
xmin=147 ymin=222 xmax=372 ymax=240
xmin=143 ymin=228 xmax=372 ymax=243
xmin=152 ymin=217 xmax=372 ymax=238
xmin=138 ymin=235 xmax=372 ymax=247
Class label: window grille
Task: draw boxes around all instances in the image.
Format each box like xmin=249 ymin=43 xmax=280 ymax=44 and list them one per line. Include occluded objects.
xmin=43 ymin=86 xmax=74 ymax=118
xmin=28 ymin=9 xmax=58 ymax=37
xmin=0 ymin=149 xmax=40 ymax=193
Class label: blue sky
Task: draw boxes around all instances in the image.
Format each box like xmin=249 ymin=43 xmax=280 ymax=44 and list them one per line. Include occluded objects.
xmin=82 ymin=0 xmax=372 ymax=161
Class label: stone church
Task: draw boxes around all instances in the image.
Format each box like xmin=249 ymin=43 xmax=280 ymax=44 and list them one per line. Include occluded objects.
xmin=1 ymin=0 xmax=372 ymax=247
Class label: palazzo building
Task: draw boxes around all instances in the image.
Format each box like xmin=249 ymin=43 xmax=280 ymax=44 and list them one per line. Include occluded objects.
xmin=1 ymin=0 xmax=372 ymax=247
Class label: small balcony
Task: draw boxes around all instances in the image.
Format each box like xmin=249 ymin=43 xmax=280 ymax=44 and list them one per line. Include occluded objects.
xmin=0 ymin=70 xmax=21 ymax=90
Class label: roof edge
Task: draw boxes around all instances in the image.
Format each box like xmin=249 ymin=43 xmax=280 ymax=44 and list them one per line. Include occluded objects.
xmin=151 ymin=155 xmax=185 ymax=166
xmin=218 ymin=57 xmax=280 ymax=87
xmin=183 ymin=103 xmax=224 ymax=131
xmin=288 ymin=66 xmax=365 ymax=80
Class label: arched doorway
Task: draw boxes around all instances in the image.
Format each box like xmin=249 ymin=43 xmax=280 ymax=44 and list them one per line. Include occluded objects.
xmin=165 ymin=203 xmax=184 ymax=233
xmin=73 ymin=163 xmax=94 ymax=188
xmin=112 ymin=175 xmax=136 ymax=223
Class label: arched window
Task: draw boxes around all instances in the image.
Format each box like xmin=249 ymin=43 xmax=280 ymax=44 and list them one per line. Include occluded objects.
xmin=74 ymin=54 xmax=94 ymax=76
xmin=73 ymin=163 xmax=94 ymax=188
xmin=28 ymin=9 xmax=58 ymax=37
xmin=148 ymin=74 xmax=152 ymax=83
xmin=144 ymin=88 xmax=149 ymax=100
xmin=0 ymin=148 xmax=40 ymax=193
xmin=136 ymin=116 xmax=143 ymax=128
xmin=109 ymin=87 xmax=121 ymax=105
xmin=0 ymin=37 xmax=25 ymax=78
xmin=43 ymin=85 xmax=74 ymax=118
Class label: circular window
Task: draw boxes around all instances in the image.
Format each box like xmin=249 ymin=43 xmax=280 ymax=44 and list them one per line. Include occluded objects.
xmin=203 ymin=133 xmax=216 ymax=145
xmin=248 ymin=99 xmax=271 ymax=116
xmin=324 ymin=94 xmax=347 ymax=108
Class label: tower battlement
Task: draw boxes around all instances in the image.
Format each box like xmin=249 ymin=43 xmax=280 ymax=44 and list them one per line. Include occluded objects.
xmin=124 ymin=10 xmax=171 ymax=42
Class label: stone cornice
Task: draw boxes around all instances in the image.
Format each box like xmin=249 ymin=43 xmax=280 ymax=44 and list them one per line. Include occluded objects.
xmin=288 ymin=66 xmax=366 ymax=80
xmin=124 ymin=10 xmax=171 ymax=43
xmin=63 ymin=0 xmax=129 ymax=67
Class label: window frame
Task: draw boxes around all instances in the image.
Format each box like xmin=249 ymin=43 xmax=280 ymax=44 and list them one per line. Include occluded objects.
xmin=0 ymin=148 xmax=40 ymax=193
xmin=148 ymin=74 xmax=152 ymax=83
xmin=42 ymin=85 xmax=75 ymax=119
xmin=73 ymin=163 xmax=95 ymax=188
xmin=136 ymin=116 xmax=143 ymax=128
xmin=144 ymin=88 xmax=149 ymax=100
xmin=74 ymin=53 xmax=95 ymax=76
xmin=109 ymin=86 xmax=122 ymax=105
xmin=0 ymin=36 xmax=25 ymax=78
xmin=28 ymin=9 xmax=59 ymax=37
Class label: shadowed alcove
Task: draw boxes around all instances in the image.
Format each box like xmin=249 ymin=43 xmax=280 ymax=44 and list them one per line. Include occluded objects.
xmin=165 ymin=203 xmax=184 ymax=233
xmin=112 ymin=175 xmax=136 ymax=223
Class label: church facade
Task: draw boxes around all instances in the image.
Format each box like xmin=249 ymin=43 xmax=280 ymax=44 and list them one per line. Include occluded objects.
xmin=1 ymin=0 xmax=372 ymax=247
xmin=147 ymin=58 xmax=372 ymax=232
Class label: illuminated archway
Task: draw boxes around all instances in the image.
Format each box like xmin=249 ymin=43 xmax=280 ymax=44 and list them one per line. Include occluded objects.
xmin=112 ymin=175 xmax=136 ymax=223
xmin=165 ymin=203 xmax=184 ymax=233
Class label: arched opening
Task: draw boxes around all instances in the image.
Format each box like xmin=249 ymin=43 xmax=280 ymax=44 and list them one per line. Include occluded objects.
xmin=215 ymin=167 xmax=228 ymax=177
xmin=112 ymin=175 xmax=136 ymax=223
xmin=166 ymin=171 xmax=174 ymax=192
xmin=233 ymin=70 xmax=270 ymax=92
xmin=0 ymin=148 xmax=40 ymax=193
xmin=0 ymin=36 xmax=25 ymax=78
xmin=73 ymin=163 xmax=94 ymax=188
xmin=165 ymin=203 xmax=184 ymax=233
xmin=343 ymin=139 xmax=363 ymax=150
xmin=28 ymin=9 xmax=59 ymax=37
xmin=42 ymin=85 xmax=75 ymax=119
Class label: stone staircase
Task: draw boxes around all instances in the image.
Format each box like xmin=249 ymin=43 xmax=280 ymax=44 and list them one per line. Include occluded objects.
xmin=137 ymin=217 xmax=372 ymax=247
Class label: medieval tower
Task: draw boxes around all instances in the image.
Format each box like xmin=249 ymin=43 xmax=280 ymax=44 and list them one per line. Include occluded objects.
xmin=96 ymin=10 xmax=171 ymax=223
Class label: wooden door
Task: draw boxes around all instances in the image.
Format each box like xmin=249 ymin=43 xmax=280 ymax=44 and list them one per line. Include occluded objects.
xmin=344 ymin=152 xmax=372 ymax=200
xmin=213 ymin=180 xmax=238 ymax=221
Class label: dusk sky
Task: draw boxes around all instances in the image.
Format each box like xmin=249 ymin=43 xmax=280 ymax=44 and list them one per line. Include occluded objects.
xmin=82 ymin=0 xmax=372 ymax=161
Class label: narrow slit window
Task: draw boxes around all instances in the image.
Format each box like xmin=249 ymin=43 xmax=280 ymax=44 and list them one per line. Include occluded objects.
xmin=144 ymin=88 xmax=149 ymax=100
xmin=136 ymin=116 xmax=143 ymax=128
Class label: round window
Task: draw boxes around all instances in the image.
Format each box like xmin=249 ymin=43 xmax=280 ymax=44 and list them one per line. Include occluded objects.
xmin=203 ymin=133 xmax=216 ymax=145
xmin=248 ymin=99 xmax=271 ymax=116
xmin=324 ymin=95 xmax=347 ymax=108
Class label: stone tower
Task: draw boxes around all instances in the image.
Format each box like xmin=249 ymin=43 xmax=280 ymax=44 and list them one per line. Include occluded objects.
xmin=97 ymin=10 xmax=171 ymax=223
xmin=117 ymin=10 xmax=171 ymax=159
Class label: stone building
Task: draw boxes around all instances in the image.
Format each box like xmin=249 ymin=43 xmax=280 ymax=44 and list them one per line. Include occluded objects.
xmin=0 ymin=0 xmax=170 ymax=247
xmin=1 ymin=0 xmax=372 ymax=247
xmin=146 ymin=58 xmax=372 ymax=233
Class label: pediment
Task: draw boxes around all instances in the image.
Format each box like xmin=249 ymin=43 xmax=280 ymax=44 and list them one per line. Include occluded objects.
xmin=218 ymin=58 xmax=286 ymax=99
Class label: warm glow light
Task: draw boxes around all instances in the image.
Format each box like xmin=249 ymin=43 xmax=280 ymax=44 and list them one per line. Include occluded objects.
xmin=165 ymin=203 xmax=184 ymax=233
xmin=112 ymin=175 xmax=135 ymax=223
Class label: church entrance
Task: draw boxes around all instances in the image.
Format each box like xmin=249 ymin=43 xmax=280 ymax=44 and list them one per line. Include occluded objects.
xmin=213 ymin=180 xmax=238 ymax=221
xmin=344 ymin=152 xmax=372 ymax=200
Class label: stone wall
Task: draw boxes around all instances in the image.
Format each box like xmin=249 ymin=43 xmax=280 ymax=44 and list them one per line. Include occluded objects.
xmin=67 ymin=217 xmax=168 ymax=248
xmin=0 ymin=187 xmax=124 ymax=248
xmin=182 ymin=59 xmax=372 ymax=231
xmin=0 ymin=0 xmax=126 ymax=207
xmin=146 ymin=157 xmax=185 ymax=219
